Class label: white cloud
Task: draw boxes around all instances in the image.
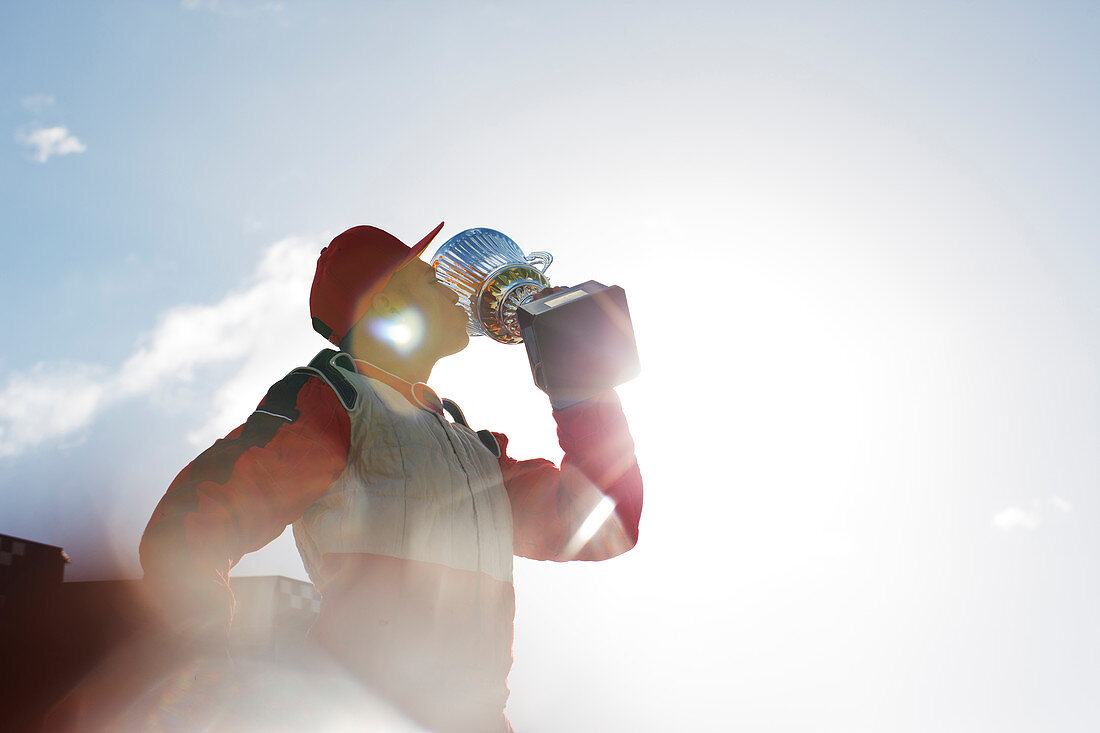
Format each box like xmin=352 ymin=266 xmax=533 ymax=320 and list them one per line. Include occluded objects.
xmin=991 ymin=497 xmax=1072 ymax=532
xmin=992 ymin=506 xmax=1040 ymax=531
xmin=20 ymin=93 xmax=55 ymax=113
xmin=0 ymin=236 xmax=325 ymax=460
xmin=174 ymin=237 xmax=322 ymax=446
xmin=1050 ymin=495 xmax=1072 ymax=513
xmin=0 ymin=364 xmax=107 ymax=459
xmin=16 ymin=125 xmax=87 ymax=163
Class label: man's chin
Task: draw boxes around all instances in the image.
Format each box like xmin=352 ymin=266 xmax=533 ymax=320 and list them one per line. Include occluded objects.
xmin=452 ymin=331 xmax=471 ymax=353
xmin=439 ymin=330 xmax=470 ymax=358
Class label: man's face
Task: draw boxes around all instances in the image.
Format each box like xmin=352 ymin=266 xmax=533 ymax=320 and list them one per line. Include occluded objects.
xmin=390 ymin=259 xmax=471 ymax=358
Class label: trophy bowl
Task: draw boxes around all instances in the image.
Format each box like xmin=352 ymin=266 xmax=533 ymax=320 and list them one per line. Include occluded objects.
xmin=431 ymin=226 xmax=641 ymax=406
xmin=430 ymin=228 xmax=553 ymax=344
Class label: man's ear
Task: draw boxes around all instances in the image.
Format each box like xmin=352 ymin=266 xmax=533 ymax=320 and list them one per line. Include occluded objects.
xmin=369 ymin=290 xmax=407 ymax=316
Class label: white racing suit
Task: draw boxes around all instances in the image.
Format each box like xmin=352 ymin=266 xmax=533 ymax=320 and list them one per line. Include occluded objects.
xmin=141 ymin=350 xmax=643 ymax=732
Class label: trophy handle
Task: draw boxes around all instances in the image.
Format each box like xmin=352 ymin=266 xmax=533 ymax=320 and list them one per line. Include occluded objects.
xmin=525 ymin=251 xmax=553 ymax=273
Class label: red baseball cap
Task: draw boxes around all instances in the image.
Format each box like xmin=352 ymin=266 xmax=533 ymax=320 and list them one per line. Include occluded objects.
xmin=310 ymin=222 xmax=445 ymax=344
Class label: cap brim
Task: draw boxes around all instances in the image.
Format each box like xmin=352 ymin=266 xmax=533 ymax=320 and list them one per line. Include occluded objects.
xmin=398 ymin=221 xmax=445 ymax=270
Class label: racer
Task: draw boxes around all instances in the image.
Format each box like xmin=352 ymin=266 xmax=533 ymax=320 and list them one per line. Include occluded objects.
xmin=139 ymin=223 xmax=643 ymax=732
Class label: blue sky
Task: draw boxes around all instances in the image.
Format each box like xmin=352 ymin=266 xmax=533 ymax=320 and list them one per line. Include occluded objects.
xmin=2 ymin=2 xmax=1099 ymax=730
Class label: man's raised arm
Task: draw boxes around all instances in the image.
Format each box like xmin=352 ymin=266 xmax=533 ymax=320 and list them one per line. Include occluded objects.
xmin=496 ymin=390 xmax=643 ymax=562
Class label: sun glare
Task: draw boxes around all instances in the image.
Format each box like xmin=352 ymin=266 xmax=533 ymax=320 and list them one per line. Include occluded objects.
xmin=564 ymin=495 xmax=617 ymax=558
xmin=386 ymin=323 xmax=413 ymax=345
xmin=369 ymin=309 xmax=426 ymax=356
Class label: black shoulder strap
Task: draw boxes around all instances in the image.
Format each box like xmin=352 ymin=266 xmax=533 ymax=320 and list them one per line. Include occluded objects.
xmin=252 ymin=371 xmax=312 ymax=423
xmin=477 ymin=429 xmax=502 ymax=458
xmin=290 ymin=348 xmax=359 ymax=411
xmin=441 ymin=398 xmax=468 ymax=427
xmin=441 ymin=398 xmax=501 ymax=457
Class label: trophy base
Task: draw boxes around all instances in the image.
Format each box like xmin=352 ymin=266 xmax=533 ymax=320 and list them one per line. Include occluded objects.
xmin=518 ymin=281 xmax=641 ymax=407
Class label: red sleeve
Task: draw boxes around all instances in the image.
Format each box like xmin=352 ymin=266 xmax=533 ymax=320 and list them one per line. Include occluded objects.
xmin=497 ymin=390 xmax=643 ymax=562
xmin=139 ymin=373 xmax=350 ymax=641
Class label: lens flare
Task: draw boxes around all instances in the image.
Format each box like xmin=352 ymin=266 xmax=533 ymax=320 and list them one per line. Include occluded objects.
xmin=563 ymin=495 xmax=618 ymax=558
xmin=368 ymin=309 xmax=426 ymax=356
xmin=385 ymin=323 xmax=412 ymax=345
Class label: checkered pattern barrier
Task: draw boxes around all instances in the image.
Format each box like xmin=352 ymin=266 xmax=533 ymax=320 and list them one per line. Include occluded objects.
xmin=277 ymin=577 xmax=322 ymax=614
xmin=0 ymin=533 xmax=68 ymax=618
xmin=0 ymin=536 xmax=27 ymax=566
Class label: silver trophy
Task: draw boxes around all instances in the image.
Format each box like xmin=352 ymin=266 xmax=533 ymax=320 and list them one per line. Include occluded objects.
xmin=431 ymin=228 xmax=553 ymax=344
xmin=432 ymin=227 xmax=640 ymax=405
